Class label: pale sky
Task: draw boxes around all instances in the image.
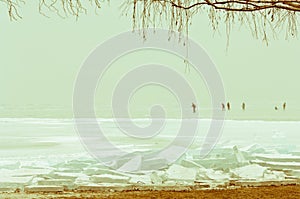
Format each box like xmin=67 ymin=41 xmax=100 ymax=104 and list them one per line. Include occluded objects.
xmin=0 ymin=1 xmax=299 ymax=119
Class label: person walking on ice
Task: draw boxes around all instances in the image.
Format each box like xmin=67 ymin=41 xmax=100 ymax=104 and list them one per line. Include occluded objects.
xmin=283 ymin=102 xmax=286 ymax=110
xmin=221 ymin=103 xmax=225 ymax=111
xmin=227 ymin=102 xmax=231 ymax=111
xmin=242 ymin=102 xmax=246 ymax=110
xmin=192 ymin=103 xmax=196 ymax=113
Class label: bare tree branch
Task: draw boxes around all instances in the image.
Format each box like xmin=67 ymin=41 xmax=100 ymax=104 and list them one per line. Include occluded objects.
xmin=1 ymin=0 xmax=299 ymax=43
xmin=0 ymin=0 xmax=106 ymax=20
xmin=123 ymin=0 xmax=299 ymax=43
xmin=1 ymin=0 xmax=24 ymax=20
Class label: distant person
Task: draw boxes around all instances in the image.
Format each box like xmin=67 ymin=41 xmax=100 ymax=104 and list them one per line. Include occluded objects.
xmin=227 ymin=102 xmax=231 ymax=111
xmin=242 ymin=102 xmax=246 ymax=110
xmin=192 ymin=103 xmax=196 ymax=113
xmin=283 ymin=102 xmax=286 ymax=110
xmin=275 ymin=106 xmax=278 ymax=110
xmin=221 ymin=103 xmax=225 ymax=111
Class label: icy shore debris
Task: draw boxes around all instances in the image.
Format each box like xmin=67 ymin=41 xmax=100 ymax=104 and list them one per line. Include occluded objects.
xmin=166 ymin=164 xmax=197 ymax=183
xmin=232 ymin=164 xmax=267 ymax=179
xmin=233 ymin=146 xmax=249 ymax=164
xmin=150 ymin=171 xmax=163 ymax=184
xmin=24 ymin=185 xmax=64 ymax=193
xmin=1 ymin=142 xmax=300 ymax=191
xmin=90 ymin=174 xmax=130 ymax=184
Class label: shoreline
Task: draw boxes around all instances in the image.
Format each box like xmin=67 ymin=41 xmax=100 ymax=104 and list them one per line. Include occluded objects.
xmin=1 ymin=184 xmax=299 ymax=199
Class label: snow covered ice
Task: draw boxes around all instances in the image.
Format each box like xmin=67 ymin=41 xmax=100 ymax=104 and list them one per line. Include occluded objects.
xmin=0 ymin=118 xmax=300 ymax=190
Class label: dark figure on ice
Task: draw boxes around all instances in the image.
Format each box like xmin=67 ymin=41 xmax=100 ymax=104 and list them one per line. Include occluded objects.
xmin=192 ymin=103 xmax=196 ymax=113
xmin=227 ymin=102 xmax=231 ymax=111
xmin=283 ymin=102 xmax=286 ymax=110
xmin=275 ymin=106 xmax=278 ymax=110
xmin=221 ymin=103 xmax=225 ymax=111
xmin=242 ymin=102 xmax=246 ymax=110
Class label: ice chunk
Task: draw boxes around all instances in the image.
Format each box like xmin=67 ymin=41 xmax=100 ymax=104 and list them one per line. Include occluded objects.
xmin=11 ymin=168 xmax=52 ymax=177
xmin=20 ymin=160 xmax=51 ymax=169
xmin=0 ymin=176 xmax=33 ymax=188
xmin=90 ymin=174 xmax=130 ymax=184
xmin=288 ymin=170 xmax=300 ymax=178
xmin=232 ymin=164 xmax=267 ymax=179
xmin=118 ymin=155 xmax=142 ymax=172
xmin=50 ymin=172 xmax=87 ymax=180
xmin=150 ymin=171 xmax=163 ymax=184
xmin=205 ymin=169 xmax=230 ymax=181
xmin=83 ymin=168 xmax=128 ymax=177
xmin=240 ymin=144 xmax=266 ymax=154
xmin=24 ymin=185 xmax=64 ymax=192
xmin=76 ymin=184 xmax=132 ymax=191
xmin=233 ymin=146 xmax=248 ymax=164
xmin=254 ymin=154 xmax=300 ymax=163
xmin=263 ymin=170 xmax=286 ymax=181
xmin=180 ymin=159 xmax=205 ymax=169
xmin=157 ymin=145 xmax=187 ymax=163
xmin=251 ymin=159 xmax=300 ymax=170
xmin=141 ymin=157 xmax=168 ymax=170
xmin=0 ymin=160 xmax=21 ymax=170
xmin=165 ymin=164 xmax=197 ymax=182
xmin=37 ymin=179 xmax=74 ymax=187
xmin=128 ymin=175 xmax=151 ymax=184
xmin=74 ymin=174 xmax=90 ymax=185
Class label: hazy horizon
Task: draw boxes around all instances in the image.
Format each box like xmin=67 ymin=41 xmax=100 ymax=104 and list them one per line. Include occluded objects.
xmin=0 ymin=1 xmax=299 ymax=121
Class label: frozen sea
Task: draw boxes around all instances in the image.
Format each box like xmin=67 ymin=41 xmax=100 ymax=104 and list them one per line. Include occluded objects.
xmin=0 ymin=117 xmax=300 ymax=189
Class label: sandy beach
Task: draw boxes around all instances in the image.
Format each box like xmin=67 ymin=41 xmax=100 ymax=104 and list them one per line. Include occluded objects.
xmin=0 ymin=185 xmax=299 ymax=199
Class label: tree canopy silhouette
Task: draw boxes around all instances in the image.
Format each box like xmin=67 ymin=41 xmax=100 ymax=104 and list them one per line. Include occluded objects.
xmin=2 ymin=0 xmax=300 ymax=42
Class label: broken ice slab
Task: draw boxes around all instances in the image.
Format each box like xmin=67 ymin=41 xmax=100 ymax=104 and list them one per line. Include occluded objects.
xmin=180 ymin=159 xmax=205 ymax=169
xmin=0 ymin=176 xmax=33 ymax=188
xmin=128 ymin=174 xmax=151 ymax=185
xmin=240 ymin=144 xmax=266 ymax=154
xmin=204 ymin=169 xmax=230 ymax=182
xmin=194 ymin=157 xmax=244 ymax=170
xmin=188 ymin=147 xmax=233 ymax=160
xmin=231 ymin=164 xmax=267 ymax=179
xmin=194 ymin=158 xmax=227 ymax=169
xmin=141 ymin=157 xmax=169 ymax=171
xmin=0 ymin=168 xmax=52 ymax=178
xmin=193 ymin=182 xmax=211 ymax=189
xmin=15 ymin=168 xmax=53 ymax=177
xmin=233 ymin=146 xmax=249 ymax=164
xmin=263 ymin=170 xmax=286 ymax=181
xmin=251 ymin=159 xmax=300 ymax=170
xmin=254 ymin=154 xmax=300 ymax=162
xmin=20 ymin=160 xmax=51 ymax=169
xmin=82 ymin=168 xmax=130 ymax=178
xmin=24 ymin=185 xmax=64 ymax=192
xmin=76 ymin=184 xmax=133 ymax=192
xmin=54 ymin=167 xmax=83 ymax=173
xmin=101 ymin=152 xmax=143 ymax=170
xmin=52 ymin=160 xmax=95 ymax=172
xmin=49 ymin=172 xmax=88 ymax=181
xmin=90 ymin=174 xmax=130 ymax=184
xmin=0 ymin=160 xmax=21 ymax=170
xmin=284 ymin=170 xmax=300 ymax=178
xmin=150 ymin=172 xmax=163 ymax=184
xmin=165 ymin=164 xmax=197 ymax=183
xmin=118 ymin=155 xmax=142 ymax=172
xmin=37 ymin=179 xmax=74 ymax=187
xmin=156 ymin=145 xmax=187 ymax=163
